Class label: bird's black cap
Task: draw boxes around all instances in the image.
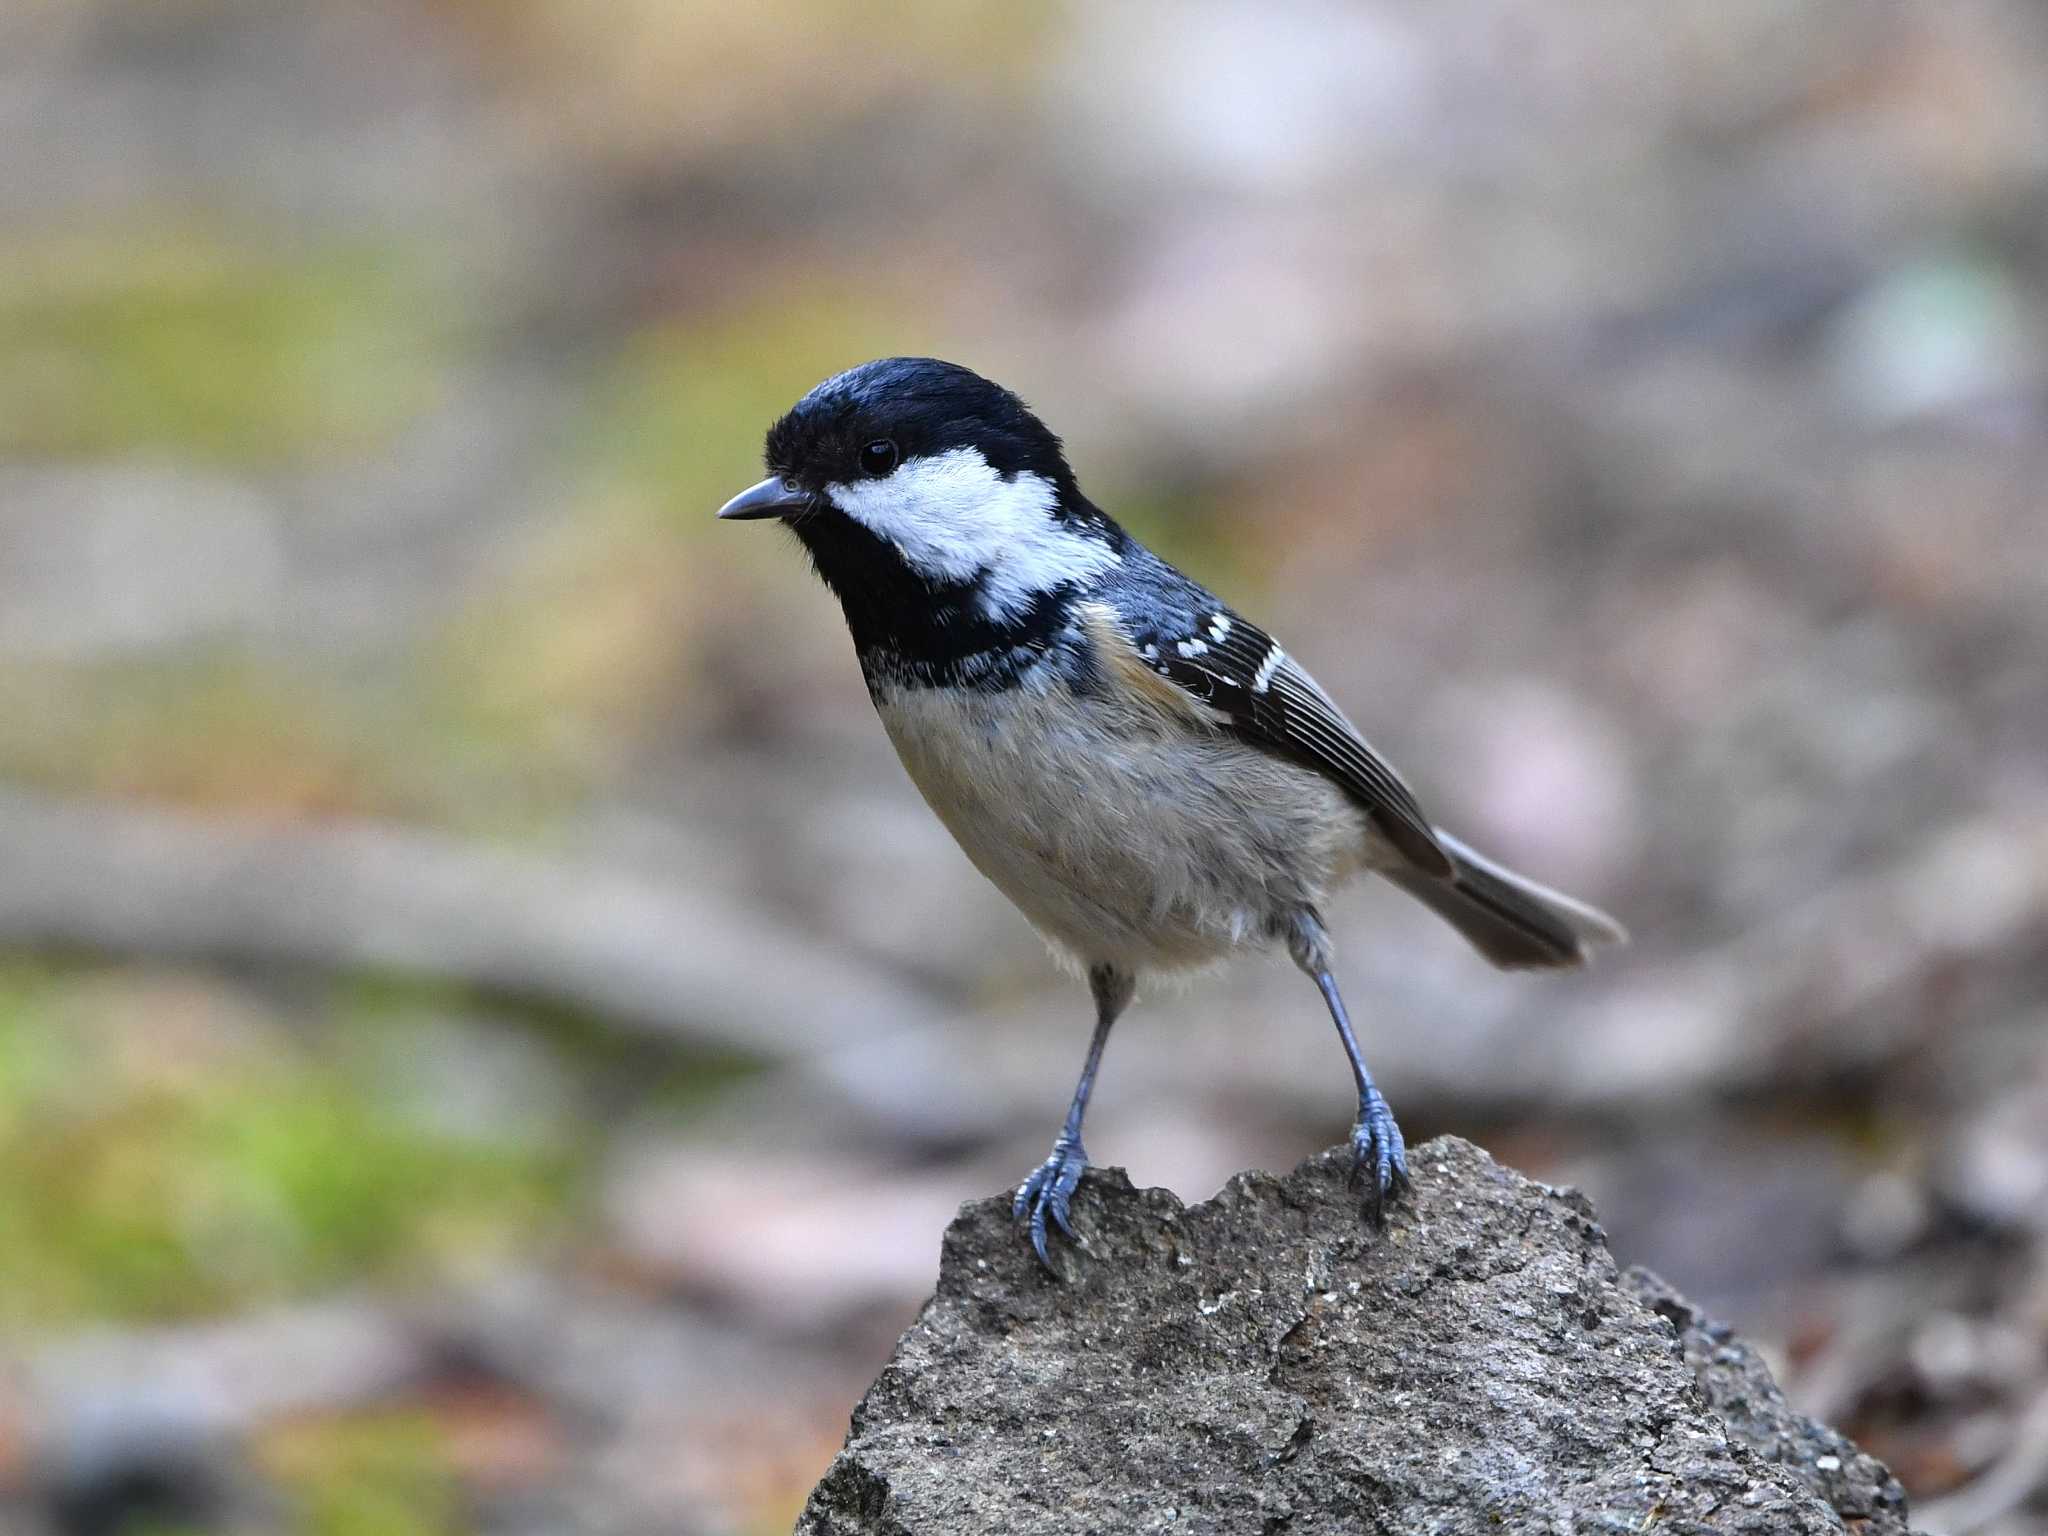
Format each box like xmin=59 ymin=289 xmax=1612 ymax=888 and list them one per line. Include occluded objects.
xmin=764 ymin=357 xmax=1076 ymax=494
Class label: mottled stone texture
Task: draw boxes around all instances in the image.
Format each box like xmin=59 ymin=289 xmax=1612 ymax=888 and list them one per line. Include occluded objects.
xmin=798 ymin=1138 xmax=1918 ymax=1536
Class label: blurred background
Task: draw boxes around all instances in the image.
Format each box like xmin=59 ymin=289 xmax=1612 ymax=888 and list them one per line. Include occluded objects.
xmin=1 ymin=2 xmax=2045 ymax=1532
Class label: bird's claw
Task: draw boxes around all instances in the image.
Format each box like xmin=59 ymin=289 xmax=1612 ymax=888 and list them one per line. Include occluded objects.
xmin=1013 ymin=1136 xmax=1089 ymax=1268
xmin=1348 ymin=1087 xmax=1411 ymax=1227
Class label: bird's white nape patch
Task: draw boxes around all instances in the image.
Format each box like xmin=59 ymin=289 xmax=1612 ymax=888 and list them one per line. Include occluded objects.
xmin=825 ymin=447 xmax=1119 ymax=620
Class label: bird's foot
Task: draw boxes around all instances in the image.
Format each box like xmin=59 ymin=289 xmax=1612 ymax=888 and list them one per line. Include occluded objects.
xmin=1349 ymin=1087 xmax=1411 ymax=1227
xmin=1013 ymin=1136 xmax=1089 ymax=1268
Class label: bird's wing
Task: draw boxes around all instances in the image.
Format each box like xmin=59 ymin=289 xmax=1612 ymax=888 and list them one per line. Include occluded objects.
xmin=1107 ymin=600 xmax=1453 ymax=878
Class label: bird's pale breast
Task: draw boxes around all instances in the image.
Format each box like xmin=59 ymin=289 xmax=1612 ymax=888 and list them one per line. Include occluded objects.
xmin=870 ymin=670 xmax=1376 ymax=973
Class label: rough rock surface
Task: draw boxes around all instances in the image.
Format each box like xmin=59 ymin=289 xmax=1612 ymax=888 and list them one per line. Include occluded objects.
xmin=797 ymin=1138 xmax=1918 ymax=1535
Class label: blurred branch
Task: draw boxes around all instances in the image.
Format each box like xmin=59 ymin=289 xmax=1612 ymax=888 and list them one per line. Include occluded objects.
xmin=4 ymin=787 xmax=2038 ymax=1142
xmin=0 ymin=788 xmax=994 ymax=1139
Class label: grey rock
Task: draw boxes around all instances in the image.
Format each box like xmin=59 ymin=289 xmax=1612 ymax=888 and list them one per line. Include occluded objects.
xmin=1623 ymin=1268 xmax=1913 ymax=1534
xmin=798 ymin=1137 xmax=1920 ymax=1536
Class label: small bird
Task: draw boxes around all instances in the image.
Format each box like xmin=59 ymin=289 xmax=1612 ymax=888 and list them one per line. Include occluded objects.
xmin=720 ymin=358 xmax=1624 ymax=1266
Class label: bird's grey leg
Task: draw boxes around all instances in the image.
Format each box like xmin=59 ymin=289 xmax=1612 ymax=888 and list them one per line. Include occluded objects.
xmin=1288 ymin=909 xmax=1410 ymax=1223
xmin=1014 ymin=963 xmax=1134 ymax=1267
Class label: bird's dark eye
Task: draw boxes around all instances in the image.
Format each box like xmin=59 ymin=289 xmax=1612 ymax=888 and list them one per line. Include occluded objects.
xmin=859 ymin=439 xmax=899 ymax=477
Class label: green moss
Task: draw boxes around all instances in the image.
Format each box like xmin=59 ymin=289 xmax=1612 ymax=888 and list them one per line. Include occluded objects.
xmin=264 ymin=1411 xmax=464 ymax=1536
xmin=0 ymin=226 xmax=453 ymax=464
xmin=0 ymin=961 xmax=574 ymax=1327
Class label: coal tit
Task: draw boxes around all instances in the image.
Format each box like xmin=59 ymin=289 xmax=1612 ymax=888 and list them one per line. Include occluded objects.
xmin=720 ymin=358 xmax=1624 ymax=1266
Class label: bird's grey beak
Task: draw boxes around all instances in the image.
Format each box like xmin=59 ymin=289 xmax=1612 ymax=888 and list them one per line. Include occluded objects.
xmin=717 ymin=476 xmax=811 ymax=521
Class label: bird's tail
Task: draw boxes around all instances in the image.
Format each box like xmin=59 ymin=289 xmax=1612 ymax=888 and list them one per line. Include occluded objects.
xmin=1385 ymin=830 xmax=1626 ymax=971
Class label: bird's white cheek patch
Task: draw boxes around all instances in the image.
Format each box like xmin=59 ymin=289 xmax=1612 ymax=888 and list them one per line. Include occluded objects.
xmin=827 ymin=448 xmax=1119 ymax=620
